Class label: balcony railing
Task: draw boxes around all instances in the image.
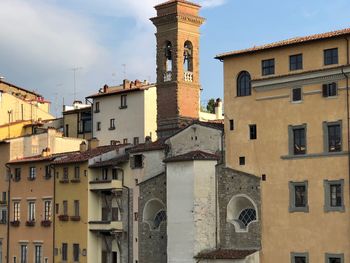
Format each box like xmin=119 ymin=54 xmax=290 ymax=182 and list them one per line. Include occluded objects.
xmin=89 ymin=179 xmax=122 ymax=192
xmin=164 ymin=71 xmax=172 ymax=82
xmin=184 ymin=71 xmax=193 ymax=82
xmin=89 ymin=221 xmax=123 ymax=233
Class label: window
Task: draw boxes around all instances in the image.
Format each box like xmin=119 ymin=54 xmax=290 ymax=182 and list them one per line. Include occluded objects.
xmin=63 ymin=201 xmax=68 ymax=215
xmin=13 ymin=256 xmax=16 ymax=263
xmin=55 ymin=204 xmax=59 ymax=215
xmin=20 ymin=245 xmax=27 ymax=263
xmin=324 ymin=48 xmax=338 ymax=65
xmin=123 ymin=138 xmax=128 ymax=144
xmin=0 ymin=208 xmax=7 ymax=223
xmin=95 ymin=102 xmax=100 ymax=113
xmin=291 ymin=252 xmax=308 ymax=263
xmin=74 ymin=166 xmax=80 ymax=179
xmin=133 ymin=137 xmax=139 ymax=145
xmin=131 ymin=155 xmax=143 ymax=169
xmin=290 ymin=54 xmax=303 ymax=71
xmin=97 ymin=122 xmax=101 ymax=131
xmin=164 ymin=41 xmax=173 ymax=82
xmin=120 ymin=95 xmax=127 ymax=108
xmin=14 ymin=168 xmax=21 ymax=181
xmin=44 ymin=200 xmax=52 ymax=221
xmin=249 ymin=124 xmax=257 ymax=140
xmin=323 ymin=121 xmax=342 ymax=152
xmin=289 ymin=125 xmax=307 ymax=155
xmin=289 ymin=181 xmax=309 ymax=212
xmin=292 ymin=87 xmax=302 ymax=102
xmin=63 ymin=168 xmax=68 ymax=180
xmin=44 ymin=166 xmax=51 ymax=179
xmin=143 ymin=199 xmax=166 ymax=230
xmin=28 ymin=202 xmax=35 ymax=221
xmin=322 ymin=82 xmax=337 ymax=97
xmin=109 ymin=119 xmax=115 ymax=130
xmin=324 ymin=180 xmax=344 ymax=212
xmin=262 ymin=59 xmax=275 ymax=76
xmin=154 ymin=210 xmax=166 ymax=229
xmin=34 ymin=245 xmax=42 ymax=263
xmin=239 ymin=156 xmax=245 ymax=165
xmin=229 ymin=120 xmax=234 ymax=131
xmin=102 ymin=169 xmax=108 ymax=180
xmin=237 ymin=71 xmax=251 ymax=97
xmin=238 ymin=208 xmax=256 ymax=227
xmin=74 ymin=200 xmax=79 ymax=217
xmin=184 ymin=41 xmax=193 ymax=72
xmin=29 ymin=167 xmax=36 ymax=180
xmin=1 ymin=192 xmax=6 ymax=203
xmin=14 ymin=202 xmax=20 ymax=221
xmin=112 ymin=169 xmax=118 ymax=180
xmin=65 ymin=124 xmax=69 ymax=137
xmin=326 ymin=253 xmax=344 ymax=263
xmin=73 ymin=244 xmax=79 ymax=262
xmin=62 ymin=243 xmax=68 ymax=261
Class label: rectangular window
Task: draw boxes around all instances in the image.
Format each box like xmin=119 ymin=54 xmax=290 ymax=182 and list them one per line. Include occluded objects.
xmin=95 ymin=102 xmax=100 ymax=113
xmin=326 ymin=253 xmax=344 ymax=263
xmin=120 ymin=95 xmax=127 ymax=108
xmin=229 ymin=120 xmax=234 ymax=131
xmin=97 ymin=122 xmax=101 ymax=131
xmin=14 ymin=168 xmax=21 ymax=181
xmin=292 ymin=87 xmax=302 ymax=102
xmin=123 ymin=138 xmax=128 ymax=144
xmin=262 ymin=58 xmax=275 ymax=76
xmin=293 ymin=127 xmax=306 ymax=155
xmin=44 ymin=200 xmax=52 ymax=221
xmin=2 ymin=192 xmax=6 ymax=203
xmin=324 ymin=48 xmax=338 ymax=65
xmin=65 ymin=124 xmax=69 ymax=137
xmin=322 ymin=82 xmax=337 ymax=97
xmin=290 ymin=54 xmax=303 ymax=71
xmin=29 ymin=167 xmax=36 ymax=180
xmin=249 ymin=124 xmax=257 ymax=140
xmin=109 ymin=119 xmax=115 ymax=130
xmin=28 ymin=202 xmax=35 ymax=221
xmin=132 ymin=155 xmax=143 ymax=169
xmin=291 ymin=252 xmax=308 ymax=263
xmin=62 ymin=243 xmax=67 ymax=261
xmin=20 ymin=245 xmax=27 ymax=263
xmin=63 ymin=168 xmax=69 ymax=180
xmin=324 ymin=180 xmax=344 ymax=212
xmin=35 ymin=245 xmax=42 ymax=263
xmin=328 ymin=124 xmax=342 ymax=152
xmin=45 ymin=166 xmax=51 ymax=179
xmin=74 ymin=166 xmax=80 ymax=179
xmin=289 ymin=181 xmax=309 ymax=213
xmin=102 ymin=169 xmax=108 ymax=180
xmin=239 ymin=156 xmax=245 ymax=165
xmin=74 ymin=200 xmax=79 ymax=217
xmin=133 ymin=137 xmax=139 ymax=145
xmin=14 ymin=202 xmax=20 ymax=221
xmin=63 ymin=201 xmax=68 ymax=216
xmin=0 ymin=208 xmax=7 ymax=223
xmin=112 ymin=169 xmax=118 ymax=180
xmin=73 ymin=244 xmax=79 ymax=262
xmin=13 ymin=257 xmax=16 ymax=263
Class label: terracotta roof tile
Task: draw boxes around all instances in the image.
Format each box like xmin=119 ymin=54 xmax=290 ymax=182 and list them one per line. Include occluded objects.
xmin=216 ymin=27 xmax=350 ymax=59
xmin=163 ymin=150 xmax=219 ymax=163
xmin=89 ymin=154 xmax=129 ymax=168
xmin=7 ymin=152 xmax=68 ymax=164
xmin=87 ymin=85 xmax=154 ymax=99
xmin=155 ymin=0 xmax=201 ymax=9
xmin=128 ymin=138 xmax=167 ymax=153
xmin=195 ymin=249 xmax=257 ymax=259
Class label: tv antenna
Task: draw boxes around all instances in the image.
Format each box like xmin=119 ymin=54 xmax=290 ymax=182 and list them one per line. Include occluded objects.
xmin=70 ymin=67 xmax=83 ymax=101
xmin=122 ymin=64 xmax=126 ymax=79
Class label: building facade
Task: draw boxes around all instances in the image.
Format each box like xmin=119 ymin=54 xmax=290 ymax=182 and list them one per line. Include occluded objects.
xmin=217 ymin=28 xmax=350 ymax=262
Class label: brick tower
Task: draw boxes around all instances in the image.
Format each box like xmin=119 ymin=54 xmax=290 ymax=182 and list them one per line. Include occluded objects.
xmin=151 ymin=0 xmax=205 ymax=138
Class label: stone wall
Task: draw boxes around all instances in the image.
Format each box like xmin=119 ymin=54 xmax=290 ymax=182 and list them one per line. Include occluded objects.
xmin=121 ymin=188 xmax=133 ymax=263
xmin=138 ymin=173 xmax=167 ymax=263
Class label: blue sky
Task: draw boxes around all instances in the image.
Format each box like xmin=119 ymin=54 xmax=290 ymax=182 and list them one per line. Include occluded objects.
xmin=0 ymin=0 xmax=349 ymax=115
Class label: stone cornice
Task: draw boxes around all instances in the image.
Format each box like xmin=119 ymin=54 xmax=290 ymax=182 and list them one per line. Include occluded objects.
xmin=151 ymin=13 xmax=205 ymax=27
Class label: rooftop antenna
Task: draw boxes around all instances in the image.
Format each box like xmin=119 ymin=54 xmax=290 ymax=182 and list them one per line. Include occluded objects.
xmin=71 ymin=67 xmax=83 ymax=101
xmin=112 ymin=72 xmax=117 ymax=85
xmin=122 ymin=64 xmax=126 ymax=79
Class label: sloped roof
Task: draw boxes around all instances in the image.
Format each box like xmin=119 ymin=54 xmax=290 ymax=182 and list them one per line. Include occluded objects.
xmin=163 ymin=150 xmax=219 ymax=163
xmin=7 ymin=152 xmax=68 ymax=164
xmin=195 ymin=249 xmax=257 ymax=259
xmin=128 ymin=138 xmax=167 ymax=154
xmin=216 ymin=27 xmax=350 ymax=59
xmin=87 ymin=85 xmax=154 ymax=99
xmin=89 ymin=154 xmax=129 ymax=168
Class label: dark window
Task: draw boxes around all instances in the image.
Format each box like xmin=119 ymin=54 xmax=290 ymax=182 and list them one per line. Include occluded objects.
xmin=112 ymin=169 xmax=118 ymax=180
xmin=238 ymin=208 xmax=256 ymax=227
xmin=74 ymin=200 xmax=79 ymax=217
xmin=133 ymin=137 xmax=139 ymax=145
xmin=294 ymin=185 xmax=307 ymax=207
xmin=328 ymin=124 xmax=341 ymax=152
xmin=2 ymin=192 xmax=6 ymax=203
xmin=45 ymin=166 xmax=51 ymax=179
xmin=322 ymin=83 xmax=337 ymax=97
xmin=229 ymin=120 xmax=234 ymax=131
xmin=292 ymin=87 xmax=302 ymax=102
xmin=109 ymin=119 xmax=115 ymax=130
xmin=262 ymin=59 xmax=275 ymax=76
xmin=239 ymin=156 xmax=245 ymax=165
xmin=102 ymin=169 xmax=108 ymax=180
xmin=134 ymin=212 xmax=138 ymax=221
xmin=63 ymin=201 xmax=68 ymax=216
xmin=134 ymin=155 xmax=143 ymax=168
xmin=123 ymin=138 xmax=128 ymax=144
xmin=29 ymin=167 xmax=36 ymax=180
xmin=74 ymin=166 xmax=80 ymax=179
xmin=330 ymin=184 xmax=342 ymax=207
xmin=65 ymin=124 xmax=69 ymax=137
xmin=120 ymin=95 xmax=127 ymax=108
xmin=249 ymin=124 xmax=257 ymax=140
xmin=62 ymin=243 xmax=67 ymax=261
xmin=95 ymin=102 xmax=100 ymax=113
xmin=34 ymin=245 xmax=42 ymax=263
xmin=237 ymin=71 xmax=251 ymax=97
xmin=329 ymin=257 xmax=341 ymax=263
xmin=154 ymin=210 xmax=166 ymax=229
xmin=290 ymin=54 xmax=303 ymax=71
xmin=97 ymin=122 xmax=101 ymax=131
xmin=324 ymin=48 xmax=338 ymax=65
xmin=294 ymin=256 xmax=306 ymax=263
xmin=14 ymin=168 xmax=21 ymax=181
xmin=73 ymin=244 xmax=79 ymax=262
xmin=63 ymin=168 xmax=68 ymax=180
xmin=293 ymin=128 xmax=306 ymax=155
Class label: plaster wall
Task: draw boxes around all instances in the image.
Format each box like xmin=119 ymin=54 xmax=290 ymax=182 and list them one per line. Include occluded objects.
xmin=131 ymin=150 xmax=165 ymax=183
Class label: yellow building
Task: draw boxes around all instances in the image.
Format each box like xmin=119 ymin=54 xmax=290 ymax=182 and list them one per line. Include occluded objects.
xmin=217 ymin=28 xmax=350 ymax=262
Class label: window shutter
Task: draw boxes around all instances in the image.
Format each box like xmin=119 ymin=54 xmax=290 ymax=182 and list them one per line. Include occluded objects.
xmin=322 ymin=84 xmax=328 ymax=97
xmin=130 ymin=156 xmax=135 ymax=169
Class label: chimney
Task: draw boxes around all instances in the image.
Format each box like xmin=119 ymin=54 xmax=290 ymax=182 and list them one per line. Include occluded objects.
xmin=123 ymin=79 xmax=131 ymax=89
xmin=214 ymin=98 xmax=223 ymax=120
xmin=80 ymin=141 xmax=88 ymax=152
xmin=88 ymin=138 xmax=99 ymax=150
xmin=41 ymin=147 xmax=51 ymax=157
xmin=103 ymin=84 xmax=109 ymax=93
xmin=134 ymin=79 xmax=142 ymax=87
xmin=145 ymin=136 xmax=152 ymax=144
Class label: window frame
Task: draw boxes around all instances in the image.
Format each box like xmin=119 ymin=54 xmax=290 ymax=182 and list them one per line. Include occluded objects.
xmin=28 ymin=167 xmax=36 ymax=180
xmin=291 ymin=87 xmax=303 ymax=103
xmin=324 ymin=179 xmax=345 ymax=212
xmin=324 ymin=48 xmax=339 ymax=65
xmin=34 ymin=245 xmax=42 ymax=263
xmin=20 ymin=244 xmax=27 ymax=263
xmin=325 ymin=253 xmax=344 ymax=263
xmin=44 ymin=200 xmax=52 ymax=221
xmin=236 ymin=71 xmax=252 ymax=97
xmin=289 ymin=181 xmax=309 ymax=213
xmin=13 ymin=202 xmax=20 ymax=221
xmin=62 ymin=243 xmax=68 ymax=261
xmin=262 ymin=58 xmax=275 ymax=76
xmin=323 ymin=121 xmax=342 ymax=153
xmin=289 ymin=54 xmax=303 ymax=71
xmin=249 ymin=124 xmax=257 ymax=140
xmin=109 ymin=119 xmax=115 ymax=130
xmin=291 ymin=252 xmax=309 ymax=263
xmin=322 ymin=82 xmax=337 ymax=98
xmin=96 ymin=122 xmax=101 ymax=131
xmin=73 ymin=244 xmax=80 ymax=262
xmin=74 ymin=200 xmax=80 ymax=217
xmin=288 ymin=124 xmax=307 ymax=155
xmin=120 ymin=94 xmax=127 ymax=109
xmin=28 ymin=201 xmax=35 ymax=222
xmin=94 ymin=101 xmax=100 ymax=113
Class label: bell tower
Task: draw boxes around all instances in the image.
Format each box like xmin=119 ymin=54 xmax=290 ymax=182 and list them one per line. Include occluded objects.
xmin=151 ymin=0 xmax=205 ymax=138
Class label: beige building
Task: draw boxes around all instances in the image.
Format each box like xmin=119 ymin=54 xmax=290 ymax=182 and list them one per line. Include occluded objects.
xmin=87 ymin=80 xmax=157 ymax=146
xmin=217 ymin=28 xmax=350 ymax=262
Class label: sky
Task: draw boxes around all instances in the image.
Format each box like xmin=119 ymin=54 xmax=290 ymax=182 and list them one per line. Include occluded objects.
xmin=0 ymin=0 xmax=350 ymax=116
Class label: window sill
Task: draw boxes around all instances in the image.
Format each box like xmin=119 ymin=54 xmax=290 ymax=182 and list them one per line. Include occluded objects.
xmin=59 ymin=179 xmax=69 ymax=184
xmin=10 ymin=221 xmax=20 ymax=227
xmin=27 ymin=177 xmax=36 ymax=181
xmin=94 ymin=110 xmax=100 ymax=113
xmin=119 ymin=106 xmax=128 ymax=109
xmin=281 ymin=151 xmax=348 ymax=160
xmin=291 ymin=100 xmax=303 ymax=104
xmin=108 ymin=127 xmax=116 ymax=130
xmin=70 ymin=216 xmax=81 ymax=221
xmin=324 ymin=206 xmax=345 ymax=213
xmin=70 ymin=179 xmax=81 ymax=183
xmin=25 ymin=220 xmax=36 ymax=227
xmin=41 ymin=220 xmax=52 ymax=227
xmin=289 ymin=206 xmax=309 ymax=213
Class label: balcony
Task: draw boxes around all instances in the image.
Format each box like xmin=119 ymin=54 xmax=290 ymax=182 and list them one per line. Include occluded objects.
xmin=89 ymin=179 xmax=122 ymax=192
xmin=163 ymin=71 xmax=172 ymax=82
xmin=10 ymin=220 xmax=20 ymax=227
xmin=26 ymin=220 xmax=35 ymax=227
xmin=184 ymin=71 xmax=193 ymax=82
xmin=89 ymin=221 xmax=123 ymax=233
xmin=58 ymin=215 xmax=69 ymax=221
xmin=41 ymin=220 xmax=52 ymax=227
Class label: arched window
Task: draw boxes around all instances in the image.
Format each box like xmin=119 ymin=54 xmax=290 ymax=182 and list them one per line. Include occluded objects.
xmin=227 ymin=194 xmax=258 ymax=232
xmin=143 ymin=199 xmax=166 ymax=230
xmin=183 ymin=41 xmax=193 ymax=72
xmin=154 ymin=210 xmax=167 ymax=229
xmin=237 ymin=71 xmax=251 ymax=97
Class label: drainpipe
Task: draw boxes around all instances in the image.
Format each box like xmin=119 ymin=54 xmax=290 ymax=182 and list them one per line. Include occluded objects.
xmin=112 ymin=166 xmax=130 ymax=263
xmin=5 ymin=164 xmax=11 ymax=263
xmin=50 ymin=164 xmax=56 ymax=263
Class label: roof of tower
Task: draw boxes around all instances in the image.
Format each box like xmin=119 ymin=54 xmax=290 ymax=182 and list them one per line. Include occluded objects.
xmin=154 ymin=0 xmax=201 ymax=9
xmin=216 ymin=27 xmax=350 ymax=59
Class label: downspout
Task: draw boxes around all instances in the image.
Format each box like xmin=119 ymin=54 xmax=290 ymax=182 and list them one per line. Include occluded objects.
xmin=5 ymin=164 xmax=11 ymax=263
xmin=50 ymin=164 xmax=56 ymax=263
xmin=113 ymin=166 xmax=130 ymax=263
